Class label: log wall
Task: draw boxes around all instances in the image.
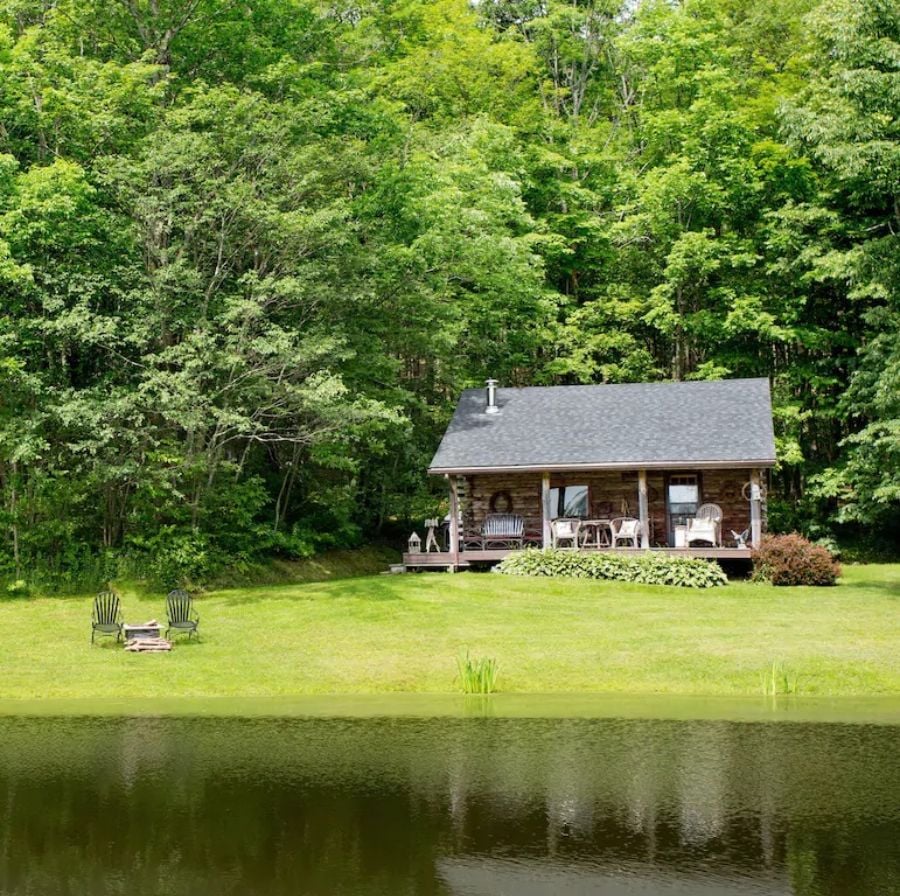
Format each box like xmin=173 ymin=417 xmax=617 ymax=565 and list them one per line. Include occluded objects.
xmin=462 ymin=468 xmax=762 ymax=547
xmin=463 ymin=473 xmax=543 ymax=541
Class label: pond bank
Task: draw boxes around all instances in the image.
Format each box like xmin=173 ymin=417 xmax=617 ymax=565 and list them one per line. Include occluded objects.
xmin=1 ymin=694 xmax=899 ymax=725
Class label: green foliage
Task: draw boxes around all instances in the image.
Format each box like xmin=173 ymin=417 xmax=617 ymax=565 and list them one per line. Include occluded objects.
xmin=21 ymin=545 xmax=121 ymax=593
xmin=751 ymin=534 xmax=841 ymax=586
xmin=5 ymin=578 xmax=28 ymax=595
xmin=496 ymin=548 xmax=728 ymax=588
xmin=779 ymin=0 xmax=900 ymax=533
xmin=0 ymin=0 xmax=895 ymax=580
xmin=127 ymin=529 xmax=218 ymax=591
xmin=456 ymin=650 xmax=499 ymax=695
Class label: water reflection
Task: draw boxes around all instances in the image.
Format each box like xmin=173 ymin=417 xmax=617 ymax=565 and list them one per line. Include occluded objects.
xmin=0 ymin=716 xmax=897 ymax=895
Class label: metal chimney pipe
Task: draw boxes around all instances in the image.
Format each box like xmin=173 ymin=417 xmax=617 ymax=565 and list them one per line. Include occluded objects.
xmin=485 ymin=378 xmax=499 ymax=414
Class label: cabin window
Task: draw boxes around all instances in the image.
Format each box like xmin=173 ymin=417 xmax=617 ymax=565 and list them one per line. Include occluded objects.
xmin=667 ymin=474 xmax=700 ymax=543
xmin=550 ymin=485 xmax=589 ymax=519
xmin=668 ymin=478 xmax=699 ymax=512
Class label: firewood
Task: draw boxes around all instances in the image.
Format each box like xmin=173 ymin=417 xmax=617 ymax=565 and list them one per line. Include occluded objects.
xmin=124 ymin=636 xmax=172 ymax=652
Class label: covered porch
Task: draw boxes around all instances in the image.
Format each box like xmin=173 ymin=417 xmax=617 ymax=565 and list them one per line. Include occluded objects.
xmin=404 ymin=465 xmax=766 ymax=571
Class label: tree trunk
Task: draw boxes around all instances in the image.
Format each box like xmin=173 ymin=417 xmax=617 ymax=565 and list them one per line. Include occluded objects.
xmin=10 ymin=462 xmax=20 ymax=580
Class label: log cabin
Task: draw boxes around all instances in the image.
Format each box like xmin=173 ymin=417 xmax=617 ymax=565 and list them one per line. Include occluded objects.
xmin=404 ymin=378 xmax=776 ymax=571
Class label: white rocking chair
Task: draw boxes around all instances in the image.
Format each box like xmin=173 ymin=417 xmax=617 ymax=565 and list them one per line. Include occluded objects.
xmin=687 ymin=504 xmax=723 ymax=547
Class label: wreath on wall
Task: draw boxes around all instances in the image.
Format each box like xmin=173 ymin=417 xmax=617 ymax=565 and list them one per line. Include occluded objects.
xmin=741 ymin=482 xmax=768 ymax=501
xmin=489 ymin=490 xmax=513 ymax=514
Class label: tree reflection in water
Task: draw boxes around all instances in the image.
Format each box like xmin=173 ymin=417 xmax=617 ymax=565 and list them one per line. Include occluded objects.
xmin=0 ymin=716 xmax=897 ymax=895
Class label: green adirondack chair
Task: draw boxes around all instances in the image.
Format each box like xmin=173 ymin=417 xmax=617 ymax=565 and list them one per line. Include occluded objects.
xmin=92 ymin=591 xmax=123 ymax=645
xmin=166 ymin=590 xmax=200 ymax=641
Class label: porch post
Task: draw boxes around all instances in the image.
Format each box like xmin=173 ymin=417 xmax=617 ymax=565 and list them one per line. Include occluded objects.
xmin=447 ymin=475 xmax=460 ymax=571
xmin=541 ymin=471 xmax=551 ymax=548
xmin=637 ymin=469 xmax=650 ymax=549
xmin=749 ymin=469 xmax=762 ymax=549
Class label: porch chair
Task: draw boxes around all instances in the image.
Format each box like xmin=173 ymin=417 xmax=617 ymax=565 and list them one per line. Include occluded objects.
xmin=478 ymin=513 xmax=525 ymax=549
xmin=165 ymin=590 xmax=200 ymax=641
xmin=550 ymin=517 xmax=581 ymax=549
xmin=687 ymin=504 xmax=723 ymax=547
xmin=91 ymin=591 xmax=123 ymax=645
xmin=610 ymin=517 xmax=641 ymax=548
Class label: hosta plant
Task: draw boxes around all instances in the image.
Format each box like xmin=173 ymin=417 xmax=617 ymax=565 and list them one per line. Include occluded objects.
xmin=496 ymin=549 xmax=728 ymax=588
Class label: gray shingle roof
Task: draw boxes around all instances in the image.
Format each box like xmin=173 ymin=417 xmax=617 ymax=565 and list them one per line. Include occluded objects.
xmin=429 ymin=378 xmax=776 ymax=472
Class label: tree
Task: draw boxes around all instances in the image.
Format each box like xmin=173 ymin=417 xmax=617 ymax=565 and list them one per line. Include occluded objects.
xmin=782 ymin=0 xmax=899 ymax=530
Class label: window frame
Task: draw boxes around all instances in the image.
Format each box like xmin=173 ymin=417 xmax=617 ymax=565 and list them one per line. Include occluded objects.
xmin=549 ymin=484 xmax=590 ymax=520
xmin=665 ymin=472 xmax=703 ymax=545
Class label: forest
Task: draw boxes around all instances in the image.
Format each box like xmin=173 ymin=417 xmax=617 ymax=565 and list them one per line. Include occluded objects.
xmin=0 ymin=0 xmax=897 ymax=586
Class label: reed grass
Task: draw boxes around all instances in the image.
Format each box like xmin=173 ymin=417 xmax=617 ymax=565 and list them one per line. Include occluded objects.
xmin=457 ymin=651 xmax=499 ymax=694
xmin=760 ymin=660 xmax=800 ymax=696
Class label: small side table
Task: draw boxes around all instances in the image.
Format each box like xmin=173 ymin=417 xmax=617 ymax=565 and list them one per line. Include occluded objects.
xmin=123 ymin=623 xmax=162 ymax=641
xmin=580 ymin=519 xmax=612 ymax=549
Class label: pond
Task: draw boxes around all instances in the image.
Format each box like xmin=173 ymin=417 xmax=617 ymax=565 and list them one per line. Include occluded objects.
xmin=0 ymin=708 xmax=898 ymax=895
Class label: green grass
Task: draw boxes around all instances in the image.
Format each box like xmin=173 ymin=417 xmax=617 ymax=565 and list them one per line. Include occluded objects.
xmin=207 ymin=544 xmax=400 ymax=588
xmin=0 ymin=563 xmax=897 ymax=700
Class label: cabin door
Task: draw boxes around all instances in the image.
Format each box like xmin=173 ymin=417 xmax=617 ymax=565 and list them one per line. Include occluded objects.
xmin=666 ymin=474 xmax=699 ymax=546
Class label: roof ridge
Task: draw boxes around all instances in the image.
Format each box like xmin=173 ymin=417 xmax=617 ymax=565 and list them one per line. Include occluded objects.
xmin=460 ymin=377 xmax=770 ymax=393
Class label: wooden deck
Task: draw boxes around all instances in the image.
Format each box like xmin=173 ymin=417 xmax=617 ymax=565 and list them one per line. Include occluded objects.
xmin=403 ymin=546 xmax=753 ymax=570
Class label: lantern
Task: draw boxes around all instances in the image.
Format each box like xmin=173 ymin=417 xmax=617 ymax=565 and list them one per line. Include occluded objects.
xmin=408 ymin=531 xmax=421 ymax=552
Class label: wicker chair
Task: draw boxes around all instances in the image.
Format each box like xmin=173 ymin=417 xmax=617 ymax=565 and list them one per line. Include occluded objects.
xmin=550 ymin=517 xmax=581 ymax=549
xmin=687 ymin=504 xmax=723 ymax=547
xmin=610 ymin=517 xmax=641 ymax=548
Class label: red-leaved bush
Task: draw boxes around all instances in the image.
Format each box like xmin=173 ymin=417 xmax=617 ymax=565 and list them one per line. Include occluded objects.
xmin=751 ymin=533 xmax=841 ymax=586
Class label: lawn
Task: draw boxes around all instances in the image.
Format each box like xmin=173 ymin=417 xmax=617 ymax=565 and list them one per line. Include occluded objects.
xmin=0 ymin=564 xmax=897 ymax=700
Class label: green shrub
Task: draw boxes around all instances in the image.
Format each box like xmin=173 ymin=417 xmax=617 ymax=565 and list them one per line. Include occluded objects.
xmin=751 ymin=533 xmax=841 ymax=586
xmin=127 ymin=528 xmax=220 ymax=589
xmin=26 ymin=548 xmax=120 ymax=593
xmin=5 ymin=579 xmax=29 ymax=596
xmin=495 ymin=548 xmax=728 ymax=588
xmin=813 ymin=535 xmax=841 ymax=559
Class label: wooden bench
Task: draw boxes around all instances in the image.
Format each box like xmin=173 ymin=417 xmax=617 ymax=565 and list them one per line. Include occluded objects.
xmin=466 ymin=513 xmax=525 ymax=550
